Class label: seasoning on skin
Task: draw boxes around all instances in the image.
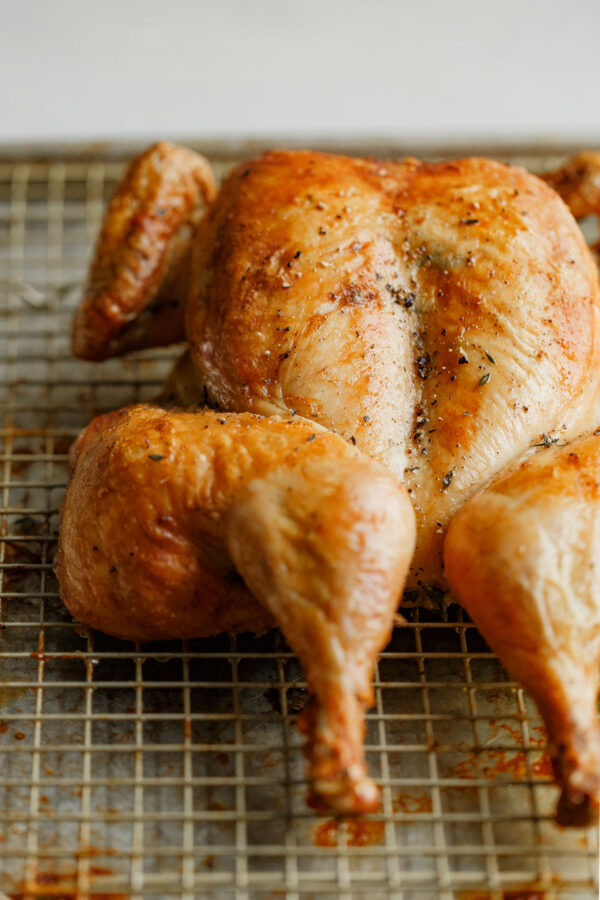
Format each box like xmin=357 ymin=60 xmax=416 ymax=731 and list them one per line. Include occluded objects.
xmin=460 ymin=218 xmax=480 ymax=225
xmin=442 ymin=470 xmax=454 ymax=491
xmin=148 ymin=454 xmax=165 ymax=461
xmin=307 ymin=434 xmax=316 ymax=442
xmin=386 ymin=284 xmax=416 ymax=308
xmin=478 ymin=373 xmax=491 ymax=386
xmin=484 ymin=350 xmax=497 ymax=365
xmin=535 ymin=433 xmax=559 ymax=447
xmin=458 ymin=356 xmax=469 ymax=365
xmin=416 ymin=354 xmax=431 ymax=380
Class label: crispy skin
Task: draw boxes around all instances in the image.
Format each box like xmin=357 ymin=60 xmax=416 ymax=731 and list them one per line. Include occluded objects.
xmin=445 ymin=434 xmax=600 ymax=826
xmin=65 ymin=147 xmax=600 ymax=822
xmin=71 ymin=143 xmax=216 ymax=360
xmin=57 ymin=404 xmax=415 ymax=813
xmin=186 ymin=151 xmax=600 ymax=588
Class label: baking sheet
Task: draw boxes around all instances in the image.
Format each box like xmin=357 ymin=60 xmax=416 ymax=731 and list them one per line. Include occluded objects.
xmin=0 ymin=145 xmax=597 ymax=899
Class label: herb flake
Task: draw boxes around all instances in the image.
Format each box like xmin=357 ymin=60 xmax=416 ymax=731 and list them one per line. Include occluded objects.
xmin=534 ymin=433 xmax=559 ymax=448
xmin=416 ymin=354 xmax=432 ymax=380
xmin=442 ymin=470 xmax=454 ymax=490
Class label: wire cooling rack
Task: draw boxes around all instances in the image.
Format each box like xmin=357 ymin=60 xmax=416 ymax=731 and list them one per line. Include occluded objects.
xmin=0 ymin=144 xmax=598 ymax=900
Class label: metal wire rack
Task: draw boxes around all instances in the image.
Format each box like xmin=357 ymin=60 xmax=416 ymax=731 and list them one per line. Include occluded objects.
xmin=0 ymin=144 xmax=598 ymax=900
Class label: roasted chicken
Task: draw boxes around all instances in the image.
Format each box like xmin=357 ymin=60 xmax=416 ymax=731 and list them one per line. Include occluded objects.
xmin=58 ymin=143 xmax=600 ymax=826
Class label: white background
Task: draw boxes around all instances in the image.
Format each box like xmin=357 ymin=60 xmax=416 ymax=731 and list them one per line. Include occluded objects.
xmin=0 ymin=0 xmax=598 ymax=147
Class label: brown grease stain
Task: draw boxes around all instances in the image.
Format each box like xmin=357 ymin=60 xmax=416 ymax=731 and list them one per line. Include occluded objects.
xmin=9 ymin=866 xmax=125 ymax=900
xmin=313 ymin=818 xmax=385 ymax=847
xmin=531 ymin=755 xmax=554 ymax=777
xmin=449 ymin=719 xmax=552 ymax=781
xmin=529 ymin=725 xmax=548 ymax=747
xmin=489 ymin=720 xmax=523 ymax=742
xmin=449 ymin=748 xmax=552 ymax=781
xmin=458 ymin=890 xmax=546 ymax=900
xmin=393 ymin=790 xmax=433 ymax=813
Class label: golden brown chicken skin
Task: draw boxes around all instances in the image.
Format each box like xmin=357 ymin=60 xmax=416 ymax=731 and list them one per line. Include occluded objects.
xmin=57 ymin=404 xmax=415 ymax=814
xmin=185 ymin=150 xmax=600 ymax=590
xmin=65 ymin=145 xmax=600 ymax=824
xmin=445 ymin=433 xmax=600 ymax=826
xmin=71 ymin=143 xmax=216 ymax=361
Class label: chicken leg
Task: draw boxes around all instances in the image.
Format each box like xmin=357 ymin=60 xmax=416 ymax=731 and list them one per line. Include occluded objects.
xmin=57 ymin=404 xmax=415 ymax=813
xmin=444 ymin=434 xmax=600 ymax=826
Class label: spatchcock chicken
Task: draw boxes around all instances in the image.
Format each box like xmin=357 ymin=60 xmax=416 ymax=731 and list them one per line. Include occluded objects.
xmin=57 ymin=144 xmax=600 ymax=827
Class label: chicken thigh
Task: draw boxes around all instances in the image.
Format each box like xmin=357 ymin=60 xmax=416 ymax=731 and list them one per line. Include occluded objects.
xmin=58 ymin=404 xmax=414 ymax=813
xmin=62 ymin=144 xmax=600 ymax=825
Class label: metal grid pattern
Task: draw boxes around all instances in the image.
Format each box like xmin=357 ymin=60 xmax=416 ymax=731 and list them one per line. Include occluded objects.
xmin=0 ymin=146 xmax=597 ymax=900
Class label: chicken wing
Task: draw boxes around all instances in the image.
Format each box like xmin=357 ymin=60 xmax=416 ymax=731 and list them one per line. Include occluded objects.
xmin=543 ymin=151 xmax=600 ymax=268
xmin=71 ymin=142 xmax=216 ymax=360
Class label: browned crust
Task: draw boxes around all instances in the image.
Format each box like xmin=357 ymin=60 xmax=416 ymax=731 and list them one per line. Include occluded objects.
xmin=71 ymin=142 xmax=217 ymax=360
